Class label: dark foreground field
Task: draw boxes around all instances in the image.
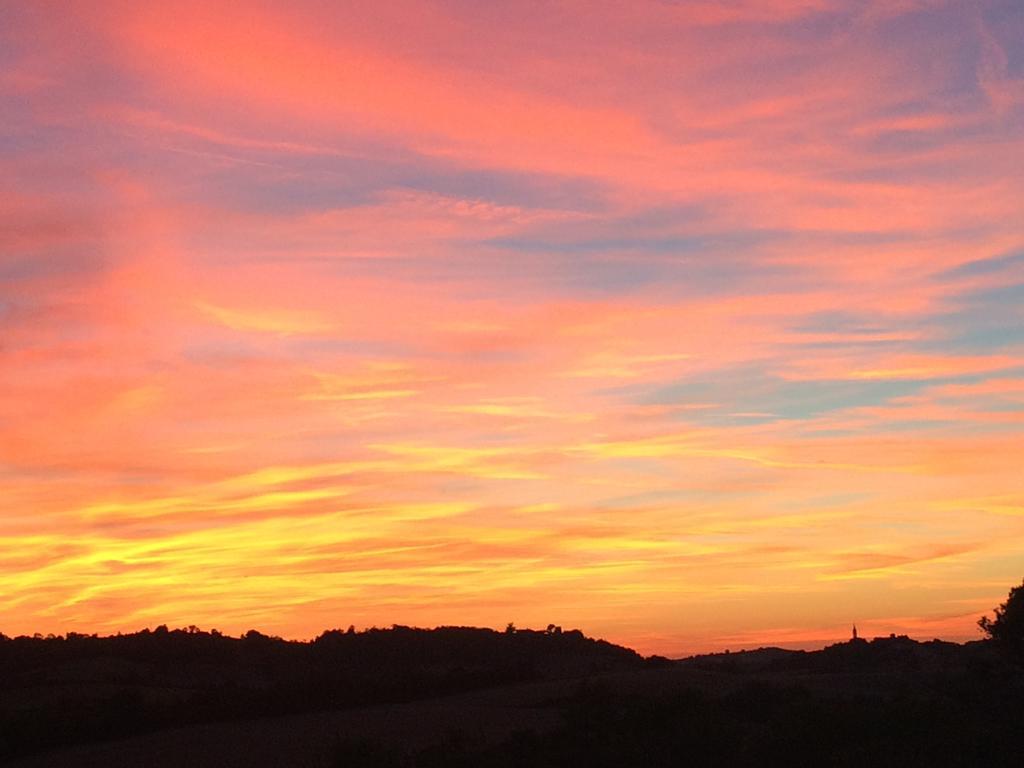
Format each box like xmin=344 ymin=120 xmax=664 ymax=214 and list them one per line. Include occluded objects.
xmin=3 ymin=626 xmax=1023 ymax=767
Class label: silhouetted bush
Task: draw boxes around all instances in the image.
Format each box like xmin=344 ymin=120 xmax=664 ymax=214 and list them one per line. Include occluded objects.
xmin=980 ymin=578 xmax=1024 ymax=660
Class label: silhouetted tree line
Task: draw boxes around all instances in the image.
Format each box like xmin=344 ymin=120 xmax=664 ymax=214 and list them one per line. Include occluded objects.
xmin=4 ymin=582 xmax=1024 ymax=764
xmin=0 ymin=624 xmax=641 ymax=760
xmin=317 ymin=583 xmax=1024 ymax=768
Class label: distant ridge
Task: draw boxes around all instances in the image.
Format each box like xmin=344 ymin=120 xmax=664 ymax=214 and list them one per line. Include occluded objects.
xmin=679 ymin=633 xmax=995 ymax=672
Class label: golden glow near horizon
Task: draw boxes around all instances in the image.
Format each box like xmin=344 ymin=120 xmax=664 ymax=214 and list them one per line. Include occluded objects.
xmin=1 ymin=0 xmax=1023 ymax=655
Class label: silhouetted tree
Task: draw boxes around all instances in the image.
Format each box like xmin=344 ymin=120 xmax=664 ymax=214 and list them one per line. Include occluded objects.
xmin=979 ymin=579 xmax=1024 ymax=658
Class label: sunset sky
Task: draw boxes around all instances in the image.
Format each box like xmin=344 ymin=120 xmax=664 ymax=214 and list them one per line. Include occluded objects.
xmin=1 ymin=0 xmax=1022 ymax=655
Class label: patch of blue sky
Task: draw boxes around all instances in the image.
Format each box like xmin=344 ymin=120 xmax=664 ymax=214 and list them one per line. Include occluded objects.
xmin=495 ymin=201 xmax=710 ymax=242
xmin=861 ymin=418 xmax=959 ymax=433
xmin=479 ymin=225 xmax=805 ymax=296
xmin=529 ymin=255 xmax=670 ymax=295
xmin=251 ymin=202 xmax=789 ymax=295
xmin=115 ymin=122 xmax=610 ymax=217
xmin=856 ymin=124 xmax=984 ymax=156
xmin=0 ymin=245 xmax=106 ymax=283
xmin=0 ymin=5 xmax=41 ymax=63
xmin=939 ymin=249 xmax=1024 ymax=279
xmin=958 ymin=268 xmax=1024 ymax=305
xmin=925 ymin=282 xmax=1024 ymax=352
xmin=982 ymin=400 xmax=1024 ymax=414
xmin=758 ymin=383 xmax=923 ymax=421
xmin=635 ymin=365 xmax=1019 ymax=425
xmin=790 ymin=310 xmax=919 ymax=337
xmin=0 ymin=116 xmax=72 ymax=155
xmin=398 ymin=164 xmax=608 ymax=213
xmin=982 ymin=0 xmax=1024 ymax=71
xmin=485 ymin=228 xmax=787 ymax=256
xmin=939 ymin=324 xmax=1024 ymax=353
xmin=826 ymin=159 xmax=993 ymax=185
xmin=778 ymin=0 xmax=992 ymax=108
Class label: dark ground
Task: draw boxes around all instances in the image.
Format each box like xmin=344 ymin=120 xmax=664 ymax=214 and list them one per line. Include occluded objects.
xmin=3 ymin=626 xmax=1023 ymax=767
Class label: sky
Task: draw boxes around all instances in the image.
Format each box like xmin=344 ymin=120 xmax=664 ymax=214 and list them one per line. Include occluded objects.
xmin=1 ymin=0 xmax=1022 ymax=656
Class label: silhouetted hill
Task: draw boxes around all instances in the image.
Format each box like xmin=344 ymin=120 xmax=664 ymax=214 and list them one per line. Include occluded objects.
xmin=0 ymin=625 xmax=642 ymax=760
xmin=4 ymin=629 xmax=1024 ymax=767
xmin=681 ymin=634 xmax=1001 ymax=676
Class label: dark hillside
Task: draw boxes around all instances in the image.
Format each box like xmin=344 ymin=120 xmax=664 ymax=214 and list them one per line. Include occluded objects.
xmin=0 ymin=625 xmax=642 ymax=761
xmin=5 ymin=629 xmax=1024 ymax=767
